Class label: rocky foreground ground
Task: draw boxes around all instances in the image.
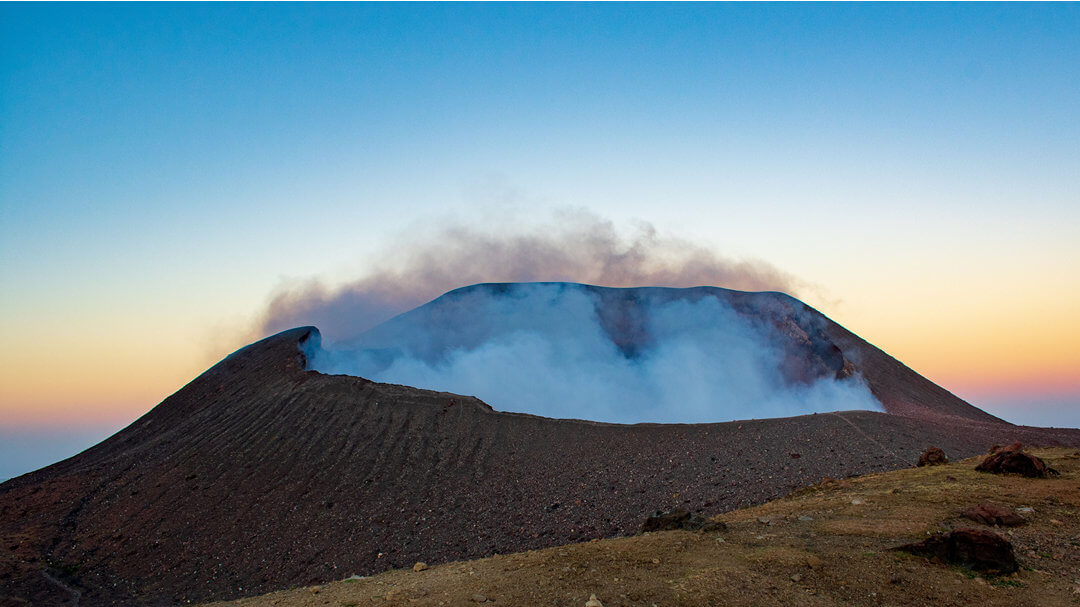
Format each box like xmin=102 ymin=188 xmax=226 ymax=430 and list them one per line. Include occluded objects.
xmin=204 ymin=447 xmax=1080 ymax=607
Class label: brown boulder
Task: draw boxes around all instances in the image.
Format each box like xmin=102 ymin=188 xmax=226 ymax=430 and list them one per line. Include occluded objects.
xmin=975 ymin=447 xmax=1058 ymax=478
xmin=894 ymin=529 xmax=1018 ymax=573
xmin=989 ymin=442 xmax=1025 ymax=455
xmin=641 ymin=509 xmax=726 ymax=533
xmin=917 ymin=446 xmax=948 ymax=467
xmin=961 ymin=503 xmax=1026 ymax=527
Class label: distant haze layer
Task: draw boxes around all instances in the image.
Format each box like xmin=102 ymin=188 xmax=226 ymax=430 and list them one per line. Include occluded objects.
xmin=309 ymin=283 xmax=883 ymax=423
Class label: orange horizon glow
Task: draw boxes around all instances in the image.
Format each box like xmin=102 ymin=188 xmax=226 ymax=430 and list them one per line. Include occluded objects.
xmin=1 ymin=329 xmax=1075 ymax=430
xmin=2 ymin=262 xmax=1077 ymax=430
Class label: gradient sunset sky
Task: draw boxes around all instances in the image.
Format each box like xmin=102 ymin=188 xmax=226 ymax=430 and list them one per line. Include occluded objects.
xmin=2 ymin=3 xmax=1078 ymax=480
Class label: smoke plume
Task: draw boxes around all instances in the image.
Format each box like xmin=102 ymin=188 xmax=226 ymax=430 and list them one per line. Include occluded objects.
xmin=261 ymin=209 xmax=801 ymax=339
xmin=306 ymin=283 xmax=882 ymax=424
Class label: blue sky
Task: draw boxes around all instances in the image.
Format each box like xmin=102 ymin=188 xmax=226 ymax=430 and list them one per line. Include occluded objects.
xmin=2 ymin=3 xmax=1078 ymax=480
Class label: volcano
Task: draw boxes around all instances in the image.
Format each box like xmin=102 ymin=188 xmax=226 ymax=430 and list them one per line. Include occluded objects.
xmin=306 ymin=283 xmax=1001 ymax=423
xmin=2 ymin=283 xmax=1078 ymax=606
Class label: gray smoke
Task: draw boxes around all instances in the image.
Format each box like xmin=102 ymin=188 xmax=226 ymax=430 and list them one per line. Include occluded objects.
xmin=260 ymin=210 xmax=802 ymax=339
xmin=307 ymin=283 xmax=882 ymax=424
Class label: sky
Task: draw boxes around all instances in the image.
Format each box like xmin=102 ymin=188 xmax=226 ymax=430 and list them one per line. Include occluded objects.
xmin=1 ymin=3 xmax=1078 ymax=480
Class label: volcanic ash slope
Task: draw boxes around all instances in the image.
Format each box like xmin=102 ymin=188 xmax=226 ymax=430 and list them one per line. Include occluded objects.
xmin=2 ymin=283 xmax=1078 ymax=606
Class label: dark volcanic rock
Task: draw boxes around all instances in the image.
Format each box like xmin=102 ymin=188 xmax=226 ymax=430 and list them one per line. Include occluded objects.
xmin=976 ymin=446 xmax=1058 ymax=478
xmin=961 ymin=503 xmax=1026 ymax=527
xmin=641 ymin=509 xmax=726 ymax=533
xmin=3 ymin=285 xmax=1079 ymax=606
xmin=917 ymin=446 xmax=948 ymax=467
xmin=895 ymin=529 xmax=1019 ymax=573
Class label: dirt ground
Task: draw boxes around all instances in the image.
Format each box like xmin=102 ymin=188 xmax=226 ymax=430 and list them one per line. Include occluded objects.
xmin=203 ymin=448 xmax=1080 ymax=607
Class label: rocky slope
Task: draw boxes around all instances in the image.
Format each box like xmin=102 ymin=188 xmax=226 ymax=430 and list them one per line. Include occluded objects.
xmin=2 ymin=285 xmax=1077 ymax=606
xmin=201 ymin=447 xmax=1080 ymax=607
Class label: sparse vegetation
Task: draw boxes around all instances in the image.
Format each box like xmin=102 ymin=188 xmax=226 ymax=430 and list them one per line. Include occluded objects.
xmin=991 ymin=578 xmax=1025 ymax=588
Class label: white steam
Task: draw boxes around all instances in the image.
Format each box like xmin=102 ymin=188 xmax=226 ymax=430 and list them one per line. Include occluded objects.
xmin=309 ymin=283 xmax=881 ymax=424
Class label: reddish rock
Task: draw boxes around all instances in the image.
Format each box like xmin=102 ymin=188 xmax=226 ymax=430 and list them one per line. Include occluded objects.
xmin=917 ymin=446 xmax=948 ymax=467
xmin=975 ymin=447 xmax=1058 ymax=478
xmin=961 ymin=503 xmax=1026 ymax=527
xmin=989 ymin=442 xmax=1025 ymax=455
xmin=895 ymin=529 xmax=1018 ymax=573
